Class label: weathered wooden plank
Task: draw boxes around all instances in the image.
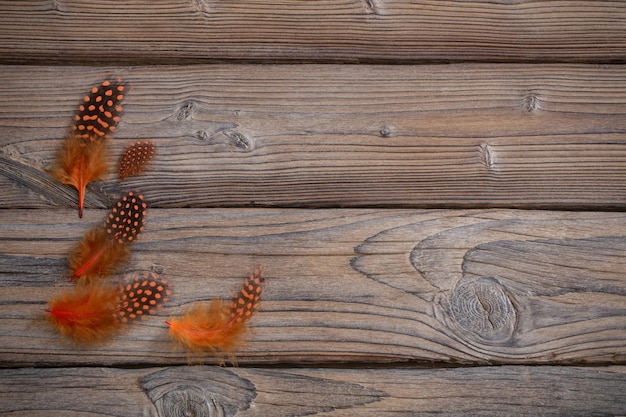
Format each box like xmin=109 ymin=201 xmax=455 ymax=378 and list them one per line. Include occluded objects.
xmin=1 ymin=1 xmax=625 ymax=64
xmin=0 ymin=208 xmax=624 ymax=366
xmin=2 ymin=64 xmax=626 ymax=210
xmin=0 ymin=365 xmax=625 ymax=416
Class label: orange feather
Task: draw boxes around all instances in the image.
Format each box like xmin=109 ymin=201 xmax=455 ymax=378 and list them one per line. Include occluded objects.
xmin=51 ymin=79 xmax=126 ymax=217
xmin=117 ymin=271 xmax=172 ymax=323
xmin=166 ymin=265 xmax=265 ymax=362
xmin=68 ymin=226 xmax=130 ymax=283
xmin=51 ymin=136 xmax=108 ymax=218
xmin=118 ymin=140 xmax=156 ymax=182
xmin=45 ymin=282 xmax=121 ymax=345
xmin=70 ymin=79 xmax=126 ymax=143
xmin=69 ymin=191 xmax=147 ymax=282
xmin=45 ymin=272 xmax=172 ymax=345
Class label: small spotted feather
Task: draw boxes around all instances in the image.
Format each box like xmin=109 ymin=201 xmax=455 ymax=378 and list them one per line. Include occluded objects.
xmin=230 ymin=265 xmax=264 ymax=326
xmin=119 ymin=141 xmax=156 ymax=182
xmin=106 ymin=191 xmax=147 ymax=244
xmin=72 ymin=79 xmax=126 ymax=142
xmin=117 ymin=271 xmax=171 ymax=323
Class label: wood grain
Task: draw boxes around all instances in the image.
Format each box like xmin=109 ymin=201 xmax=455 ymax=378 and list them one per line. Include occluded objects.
xmin=1 ymin=1 xmax=626 ymax=64
xmin=2 ymin=1 xmax=624 ymax=415
xmin=1 ymin=208 xmax=624 ymax=367
xmin=0 ymin=365 xmax=625 ymax=416
xmin=2 ymin=64 xmax=626 ymax=210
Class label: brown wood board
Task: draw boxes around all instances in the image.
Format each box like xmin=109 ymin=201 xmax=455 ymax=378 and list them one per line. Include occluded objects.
xmin=2 ymin=1 xmax=626 ymax=414
xmin=2 ymin=64 xmax=626 ymax=210
xmin=1 ymin=1 xmax=626 ymax=64
xmin=0 ymin=366 xmax=625 ymax=416
xmin=1 ymin=208 xmax=624 ymax=367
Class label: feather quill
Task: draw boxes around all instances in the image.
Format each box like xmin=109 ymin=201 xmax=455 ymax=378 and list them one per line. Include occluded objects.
xmin=69 ymin=191 xmax=147 ymax=282
xmin=166 ymin=265 xmax=264 ymax=362
xmin=51 ymin=79 xmax=126 ymax=217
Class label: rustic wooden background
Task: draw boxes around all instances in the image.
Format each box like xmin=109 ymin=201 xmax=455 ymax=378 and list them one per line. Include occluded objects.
xmin=1 ymin=1 xmax=626 ymax=416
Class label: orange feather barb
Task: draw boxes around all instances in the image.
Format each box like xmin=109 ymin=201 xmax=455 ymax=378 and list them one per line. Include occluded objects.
xmin=51 ymin=79 xmax=126 ymax=217
xmin=45 ymin=272 xmax=172 ymax=345
xmin=69 ymin=191 xmax=147 ymax=282
xmin=45 ymin=281 xmax=121 ymax=345
xmin=119 ymin=140 xmax=156 ymax=182
xmin=166 ymin=265 xmax=265 ymax=362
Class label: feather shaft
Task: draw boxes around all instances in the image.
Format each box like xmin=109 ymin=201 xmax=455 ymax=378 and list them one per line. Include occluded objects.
xmin=68 ymin=227 xmax=130 ymax=282
xmin=69 ymin=238 xmax=114 ymax=281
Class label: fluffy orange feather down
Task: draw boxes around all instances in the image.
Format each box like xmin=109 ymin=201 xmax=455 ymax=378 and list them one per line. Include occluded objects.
xmin=45 ymin=282 xmax=121 ymax=345
xmin=68 ymin=227 xmax=131 ymax=283
xmin=69 ymin=191 xmax=147 ymax=282
xmin=51 ymin=136 xmax=108 ymax=218
xmin=166 ymin=265 xmax=265 ymax=362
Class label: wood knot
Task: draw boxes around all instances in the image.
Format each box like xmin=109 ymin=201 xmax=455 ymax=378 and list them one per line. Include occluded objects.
xmin=523 ymin=93 xmax=540 ymax=112
xmin=447 ymin=277 xmax=516 ymax=344
xmin=379 ymin=126 xmax=393 ymax=138
xmin=364 ymin=0 xmax=381 ymax=15
xmin=224 ymin=130 xmax=253 ymax=151
xmin=175 ymin=101 xmax=195 ymax=121
xmin=160 ymin=386 xmax=213 ymax=417
xmin=479 ymin=143 xmax=494 ymax=169
xmin=141 ymin=367 xmax=256 ymax=417
xmin=195 ymin=130 xmax=210 ymax=141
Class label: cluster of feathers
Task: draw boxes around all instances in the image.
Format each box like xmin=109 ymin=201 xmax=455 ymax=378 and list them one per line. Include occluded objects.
xmin=44 ymin=189 xmax=172 ymax=344
xmin=45 ymin=79 xmax=265 ymax=363
xmin=50 ymin=79 xmax=155 ymax=218
xmin=46 ymin=78 xmax=167 ymax=345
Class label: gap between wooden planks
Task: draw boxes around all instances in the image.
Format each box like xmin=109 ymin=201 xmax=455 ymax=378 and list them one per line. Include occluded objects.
xmin=1 ymin=64 xmax=626 ymax=211
xmin=1 ymin=208 xmax=624 ymax=367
